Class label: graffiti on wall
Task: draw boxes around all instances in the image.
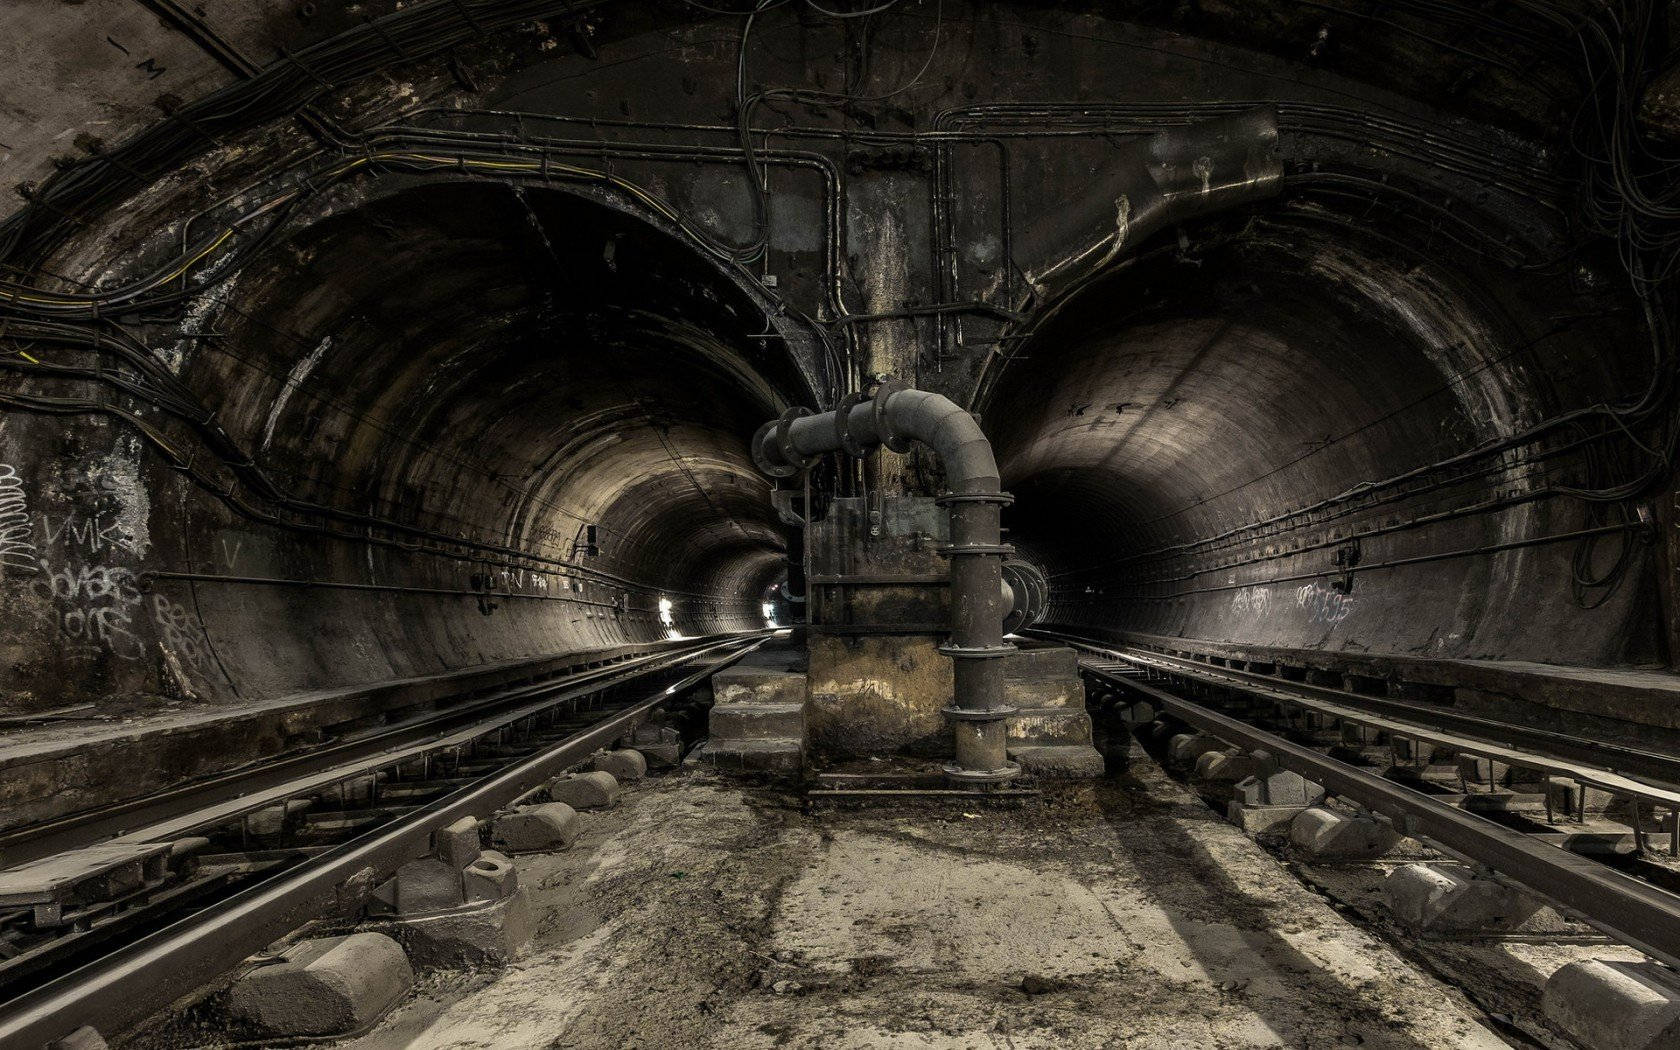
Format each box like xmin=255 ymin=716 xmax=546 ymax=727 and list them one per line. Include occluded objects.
xmin=1295 ymin=580 xmax=1354 ymax=625
xmin=4 ymin=455 xmax=210 ymax=672
xmin=0 ymin=464 xmax=37 ymax=573
xmin=1231 ymin=587 xmax=1271 ymax=618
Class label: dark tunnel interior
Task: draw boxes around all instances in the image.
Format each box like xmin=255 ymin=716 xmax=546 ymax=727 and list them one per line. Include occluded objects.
xmin=6 ymin=0 xmax=1680 ymax=1045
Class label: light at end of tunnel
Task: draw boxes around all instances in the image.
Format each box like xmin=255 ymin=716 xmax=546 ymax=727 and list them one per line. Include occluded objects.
xmin=658 ymin=596 xmax=685 ymax=640
xmin=762 ymin=601 xmax=777 ymax=629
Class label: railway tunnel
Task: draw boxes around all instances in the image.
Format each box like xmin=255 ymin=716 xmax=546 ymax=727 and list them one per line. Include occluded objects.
xmin=1 ymin=1 xmax=1679 ymax=1048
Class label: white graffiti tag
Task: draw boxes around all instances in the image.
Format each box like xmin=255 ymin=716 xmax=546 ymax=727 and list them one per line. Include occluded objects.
xmin=0 ymin=464 xmax=37 ymax=572
xmin=1295 ymin=581 xmax=1354 ymax=625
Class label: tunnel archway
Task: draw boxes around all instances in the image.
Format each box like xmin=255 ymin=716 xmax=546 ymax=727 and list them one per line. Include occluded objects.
xmin=0 ymin=177 xmax=817 ymax=703
xmin=985 ymin=212 xmax=1662 ymax=666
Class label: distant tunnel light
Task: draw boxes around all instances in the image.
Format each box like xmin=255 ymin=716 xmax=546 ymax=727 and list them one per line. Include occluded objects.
xmin=658 ymin=596 xmax=683 ymax=640
xmin=762 ymin=601 xmax=777 ymax=628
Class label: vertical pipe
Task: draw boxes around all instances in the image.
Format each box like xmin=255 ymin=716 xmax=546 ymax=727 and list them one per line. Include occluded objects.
xmin=753 ymin=382 xmax=1020 ymax=783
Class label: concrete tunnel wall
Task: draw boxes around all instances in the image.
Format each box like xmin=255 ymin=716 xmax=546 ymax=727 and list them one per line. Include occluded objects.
xmin=0 ymin=0 xmax=1672 ymax=722
xmin=0 ymin=179 xmax=805 ymax=710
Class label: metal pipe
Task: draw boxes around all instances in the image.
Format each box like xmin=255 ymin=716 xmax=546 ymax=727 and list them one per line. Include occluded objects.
xmin=753 ymin=382 xmax=1019 ymax=783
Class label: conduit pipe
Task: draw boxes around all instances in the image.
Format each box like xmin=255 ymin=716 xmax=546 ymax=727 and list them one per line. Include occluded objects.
xmin=753 ymin=381 xmax=1019 ymax=783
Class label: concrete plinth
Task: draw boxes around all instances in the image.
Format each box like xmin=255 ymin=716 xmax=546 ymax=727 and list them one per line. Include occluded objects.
xmin=435 ymin=815 xmax=481 ymax=868
xmin=1543 ymin=959 xmax=1680 ymax=1050
xmin=493 ymin=802 xmax=580 ymax=853
xmin=1194 ymin=748 xmax=1263 ymax=785
xmin=592 ymin=749 xmax=648 ymax=781
xmin=47 ymin=1027 xmax=107 ymax=1050
xmin=464 ymin=850 xmax=518 ymax=902
xmin=1384 ymin=863 xmax=1541 ymax=932
xmin=1456 ymin=755 xmax=1510 ymax=785
xmin=1228 ymin=801 xmax=1310 ymax=835
xmin=384 ymin=857 xmax=467 ymax=915
xmin=1010 ymin=745 xmax=1106 ymax=778
xmin=548 ymin=771 xmax=620 ymax=810
xmin=1546 ymin=775 xmax=1615 ymax=815
xmin=226 ymin=933 xmax=413 ymax=1037
xmin=624 ymin=725 xmax=684 ymax=769
xmin=1290 ymin=806 xmax=1400 ymax=860
xmin=1234 ymin=769 xmax=1325 ymax=808
xmin=385 ymin=889 xmax=534 ymax=970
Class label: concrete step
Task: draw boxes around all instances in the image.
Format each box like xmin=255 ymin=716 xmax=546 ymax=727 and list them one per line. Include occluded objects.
xmin=712 ymin=665 xmax=807 ymax=706
xmin=1006 ymin=708 xmax=1094 ymax=748
xmin=699 ymin=738 xmax=804 ymax=775
xmin=1002 ymin=646 xmax=1082 ymax=709
xmin=1010 ymin=745 xmax=1104 ymax=778
xmin=710 ymin=702 xmax=806 ymax=740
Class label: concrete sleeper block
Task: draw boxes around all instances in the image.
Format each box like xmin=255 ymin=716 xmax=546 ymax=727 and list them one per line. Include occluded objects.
xmin=226 ymin=933 xmax=414 ymax=1037
xmin=492 ymin=802 xmax=580 ymax=852
xmin=47 ymin=1028 xmax=107 ymax=1050
xmin=389 ymin=889 xmax=534 ymax=970
xmin=1234 ymin=770 xmax=1325 ymax=807
xmin=434 ymin=815 xmax=481 ymax=869
xmin=1544 ymin=959 xmax=1680 ymax=1050
xmin=1167 ymin=733 xmax=1224 ymax=766
xmin=463 ymin=850 xmax=518 ymax=902
xmin=1383 ymin=863 xmax=1541 ymax=932
xmin=389 ymin=857 xmax=465 ymax=915
xmin=592 ymin=748 xmax=648 ymax=781
xmin=548 ymin=771 xmax=620 ymax=810
xmin=1290 ymin=805 xmax=1400 ymax=860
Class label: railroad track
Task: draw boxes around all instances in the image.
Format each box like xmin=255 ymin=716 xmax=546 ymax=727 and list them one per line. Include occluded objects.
xmin=1034 ymin=630 xmax=1680 ymax=973
xmin=0 ymin=632 xmax=766 ymax=1049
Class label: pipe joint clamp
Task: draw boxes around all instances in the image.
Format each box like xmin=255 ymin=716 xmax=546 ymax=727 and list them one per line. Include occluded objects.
xmin=870 ymin=378 xmax=914 ymax=453
xmin=833 ymin=390 xmax=873 ymax=458
xmin=752 ymin=407 xmax=817 ymax=478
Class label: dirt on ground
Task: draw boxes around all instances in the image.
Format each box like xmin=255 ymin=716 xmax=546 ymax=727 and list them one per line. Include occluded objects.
xmin=325 ymin=754 xmax=1512 ymax=1050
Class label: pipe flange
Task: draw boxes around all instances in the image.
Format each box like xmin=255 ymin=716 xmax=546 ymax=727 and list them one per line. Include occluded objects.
xmin=870 ymin=378 xmax=914 ymax=453
xmin=832 ymin=390 xmax=873 ymax=458
xmin=941 ymin=704 xmax=1019 ymax=722
xmin=934 ymin=542 xmax=1016 ymax=557
xmin=942 ymin=763 xmax=1021 ymax=785
xmin=751 ymin=420 xmax=797 ymax=477
xmin=937 ymin=642 xmax=1018 ymax=659
xmin=934 ymin=490 xmax=1015 ymax=507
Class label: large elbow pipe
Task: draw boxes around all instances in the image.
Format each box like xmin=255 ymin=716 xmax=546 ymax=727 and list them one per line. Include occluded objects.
xmin=753 ymin=381 xmax=1019 ymax=783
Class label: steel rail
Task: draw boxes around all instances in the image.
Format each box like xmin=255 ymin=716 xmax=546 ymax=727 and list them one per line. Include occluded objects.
xmin=1035 ymin=629 xmax=1680 ymax=792
xmin=0 ymin=635 xmax=763 ymax=1050
xmin=1075 ymin=655 xmax=1680 ymax=973
xmin=1107 ymin=648 xmax=1680 ymax=821
xmin=0 ymin=634 xmax=756 ymax=869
